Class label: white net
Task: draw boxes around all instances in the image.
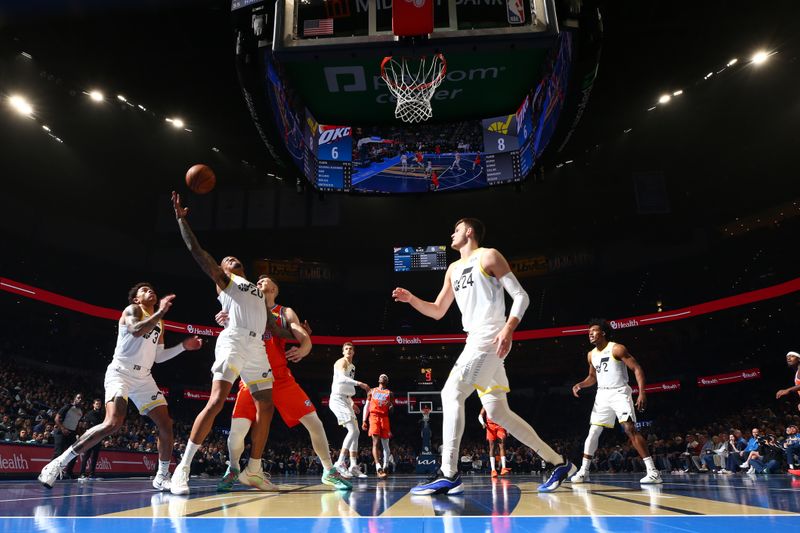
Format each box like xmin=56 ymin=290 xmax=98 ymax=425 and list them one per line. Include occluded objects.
xmin=380 ymin=53 xmax=447 ymax=123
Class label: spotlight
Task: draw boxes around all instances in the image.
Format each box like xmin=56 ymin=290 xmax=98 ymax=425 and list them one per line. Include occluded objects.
xmin=8 ymin=95 xmax=33 ymax=116
xmin=751 ymin=51 xmax=769 ymax=65
xmin=117 ymin=95 xmax=127 ymax=102
xmin=727 ymin=58 xmax=738 ymax=66
xmin=88 ymin=90 xmax=104 ymax=102
xmin=658 ymin=94 xmax=671 ymax=104
xmin=42 ymin=125 xmax=50 ymax=132
xmin=672 ymin=90 xmax=683 ymax=96
xmin=166 ymin=117 xmax=184 ymax=128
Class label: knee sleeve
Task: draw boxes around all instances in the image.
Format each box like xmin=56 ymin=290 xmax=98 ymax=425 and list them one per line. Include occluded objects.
xmin=583 ymin=424 xmax=603 ymax=457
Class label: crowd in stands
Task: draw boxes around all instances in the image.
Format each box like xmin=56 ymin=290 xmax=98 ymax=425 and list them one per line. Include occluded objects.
xmin=3 ymin=357 xmax=799 ymax=479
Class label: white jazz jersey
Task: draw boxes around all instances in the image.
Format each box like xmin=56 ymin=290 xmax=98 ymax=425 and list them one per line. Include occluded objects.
xmin=592 ymin=342 xmax=629 ymax=389
xmin=451 ymin=249 xmax=506 ymax=341
xmin=331 ymin=361 xmax=357 ymax=396
xmin=112 ymin=309 xmax=162 ymax=371
xmin=217 ymin=273 xmax=267 ymax=334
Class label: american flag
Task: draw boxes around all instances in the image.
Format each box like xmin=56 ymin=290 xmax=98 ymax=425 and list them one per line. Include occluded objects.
xmin=303 ymin=18 xmax=334 ymax=36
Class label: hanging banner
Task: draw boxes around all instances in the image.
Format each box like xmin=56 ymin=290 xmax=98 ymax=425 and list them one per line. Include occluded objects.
xmin=631 ymin=380 xmax=681 ymax=395
xmin=696 ymin=368 xmax=761 ymax=388
xmin=183 ymin=389 xmax=237 ymax=402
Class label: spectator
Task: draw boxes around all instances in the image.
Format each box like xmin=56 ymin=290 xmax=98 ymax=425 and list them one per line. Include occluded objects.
xmin=78 ymin=399 xmax=105 ymax=480
xmin=783 ymin=425 xmax=800 ymax=468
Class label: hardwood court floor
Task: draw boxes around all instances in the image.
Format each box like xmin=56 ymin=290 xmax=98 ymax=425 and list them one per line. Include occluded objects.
xmin=2 ymin=472 xmax=799 ymax=532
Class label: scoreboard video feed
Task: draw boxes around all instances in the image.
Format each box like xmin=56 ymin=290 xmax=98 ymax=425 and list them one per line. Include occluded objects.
xmin=304 ymin=110 xmax=352 ymax=192
xmin=394 ymin=246 xmax=448 ymax=272
xmin=480 ymin=95 xmax=534 ymax=185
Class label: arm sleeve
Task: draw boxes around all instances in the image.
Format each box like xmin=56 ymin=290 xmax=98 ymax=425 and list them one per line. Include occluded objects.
xmin=155 ymin=344 xmax=185 ymax=364
xmin=478 ymin=413 xmax=485 ymax=427
xmin=499 ymin=272 xmax=529 ymax=320
xmin=334 ymin=370 xmax=359 ymax=386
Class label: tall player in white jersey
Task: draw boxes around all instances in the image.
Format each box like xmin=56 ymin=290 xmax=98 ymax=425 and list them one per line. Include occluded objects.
xmin=393 ymin=218 xmax=575 ymax=495
xmin=170 ymin=191 xmax=277 ymax=494
xmin=38 ymin=283 xmax=202 ymax=489
xmin=571 ymin=318 xmax=662 ymax=484
xmin=330 ymin=342 xmax=371 ymax=478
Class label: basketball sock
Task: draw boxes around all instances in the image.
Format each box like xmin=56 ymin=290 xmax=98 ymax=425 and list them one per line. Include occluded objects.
xmin=483 ymin=397 xmax=562 ymax=466
xmin=349 ymin=452 xmax=358 ymax=467
xmin=57 ymin=446 xmax=78 ymax=465
xmin=490 ymin=456 xmax=496 ymax=471
xmin=381 ymin=439 xmax=390 ymax=469
xmin=501 ymin=455 xmax=507 ymax=469
xmin=643 ymin=456 xmax=656 ymax=472
xmin=300 ymin=413 xmax=334 ymax=471
xmin=581 ymin=457 xmax=591 ymax=472
xmin=440 ymin=376 xmax=473 ymax=478
xmin=336 ymin=449 xmax=347 ymax=466
xmin=247 ymin=458 xmax=262 ymax=473
xmin=179 ymin=440 xmax=200 ymax=468
xmin=227 ymin=418 xmax=251 ymax=471
xmin=158 ymin=460 xmax=170 ymax=476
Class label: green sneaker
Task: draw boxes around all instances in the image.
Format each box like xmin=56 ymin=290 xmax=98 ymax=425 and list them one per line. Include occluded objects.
xmin=322 ymin=467 xmax=353 ymax=491
xmin=217 ymin=465 xmax=240 ymax=492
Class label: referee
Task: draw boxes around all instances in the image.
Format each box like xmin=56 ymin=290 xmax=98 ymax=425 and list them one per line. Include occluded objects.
xmin=52 ymin=393 xmax=84 ymax=479
xmin=78 ymin=399 xmax=104 ymax=480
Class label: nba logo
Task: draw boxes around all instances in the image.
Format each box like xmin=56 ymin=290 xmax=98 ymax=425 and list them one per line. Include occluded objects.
xmin=506 ymin=0 xmax=526 ymax=25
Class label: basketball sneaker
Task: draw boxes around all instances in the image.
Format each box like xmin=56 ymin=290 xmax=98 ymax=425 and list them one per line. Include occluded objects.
xmin=335 ymin=462 xmax=352 ymax=479
xmin=538 ymin=461 xmax=576 ymax=492
xmin=410 ymin=470 xmax=464 ymax=495
xmin=322 ymin=467 xmax=353 ymax=490
xmin=640 ymin=470 xmax=663 ymax=484
xmin=500 ymin=467 xmax=512 ymax=476
xmin=239 ymin=468 xmax=278 ymax=491
xmin=153 ymin=472 xmax=172 ymax=491
xmin=38 ymin=459 xmax=64 ymax=489
xmin=570 ymin=470 xmax=587 ymax=484
xmin=216 ymin=465 xmax=240 ymax=492
xmin=377 ymin=467 xmax=388 ymax=479
xmin=349 ymin=465 xmax=367 ymax=478
xmin=170 ymin=464 xmax=190 ymax=495
xmin=491 ymin=469 xmax=498 ymax=478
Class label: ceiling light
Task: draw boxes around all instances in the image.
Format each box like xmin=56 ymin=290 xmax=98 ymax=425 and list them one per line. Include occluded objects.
xmin=8 ymin=95 xmax=33 ymax=116
xmin=672 ymin=90 xmax=683 ymax=96
xmin=88 ymin=90 xmax=104 ymax=102
xmin=727 ymin=58 xmax=738 ymax=66
xmin=751 ymin=51 xmax=769 ymax=64
xmin=116 ymin=95 xmax=127 ymax=102
xmin=166 ymin=117 xmax=184 ymax=128
xmin=658 ymin=94 xmax=671 ymax=104
xmin=42 ymin=125 xmax=50 ymax=132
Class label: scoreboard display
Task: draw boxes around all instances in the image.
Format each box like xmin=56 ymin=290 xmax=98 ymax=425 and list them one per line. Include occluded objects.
xmin=394 ymin=246 xmax=448 ymax=272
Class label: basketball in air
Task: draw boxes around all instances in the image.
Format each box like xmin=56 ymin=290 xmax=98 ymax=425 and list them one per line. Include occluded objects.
xmin=185 ymin=164 xmax=216 ymax=194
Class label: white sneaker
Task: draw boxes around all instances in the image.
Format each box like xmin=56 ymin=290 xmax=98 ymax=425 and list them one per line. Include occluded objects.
xmin=570 ymin=470 xmax=587 ymax=484
xmin=640 ymin=470 xmax=663 ymax=484
xmin=38 ymin=459 xmax=64 ymax=489
xmin=153 ymin=472 xmax=171 ymax=491
xmin=349 ymin=465 xmax=367 ymax=478
xmin=739 ymin=462 xmax=750 ymax=469
xmin=336 ymin=463 xmax=353 ymax=478
xmin=238 ymin=468 xmax=278 ymax=491
xmin=170 ymin=465 xmax=190 ymax=495
xmin=746 ymin=466 xmax=756 ymax=474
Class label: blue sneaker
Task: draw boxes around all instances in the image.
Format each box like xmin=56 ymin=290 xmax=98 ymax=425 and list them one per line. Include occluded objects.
xmin=410 ymin=470 xmax=463 ymax=495
xmin=537 ymin=461 xmax=577 ymax=492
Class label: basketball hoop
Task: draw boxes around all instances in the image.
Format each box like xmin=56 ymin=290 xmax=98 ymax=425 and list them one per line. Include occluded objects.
xmin=380 ymin=53 xmax=447 ymax=123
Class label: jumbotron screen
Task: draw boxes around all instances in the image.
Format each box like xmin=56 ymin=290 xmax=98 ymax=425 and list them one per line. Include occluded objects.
xmin=262 ymin=35 xmax=570 ymax=194
xmin=394 ymin=246 xmax=448 ymax=273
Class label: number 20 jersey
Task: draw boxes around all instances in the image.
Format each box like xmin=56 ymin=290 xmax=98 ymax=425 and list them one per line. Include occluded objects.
xmin=591 ymin=342 xmax=629 ymax=389
xmin=451 ymin=248 xmax=506 ymax=341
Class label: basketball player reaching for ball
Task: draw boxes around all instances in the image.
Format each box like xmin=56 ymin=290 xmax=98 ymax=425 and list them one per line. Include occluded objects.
xmin=170 ymin=191 xmax=276 ymax=495
xmin=362 ymin=374 xmax=394 ymax=479
xmin=38 ymin=283 xmax=202 ymax=489
xmin=776 ymin=351 xmax=800 ymax=412
xmin=214 ymin=276 xmax=352 ymax=491
xmin=478 ymin=407 xmax=511 ymax=477
xmin=330 ymin=342 xmax=371 ymax=479
xmin=393 ymin=218 xmax=574 ymax=495
xmin=570 ymin=319 xmax=662 ymax=484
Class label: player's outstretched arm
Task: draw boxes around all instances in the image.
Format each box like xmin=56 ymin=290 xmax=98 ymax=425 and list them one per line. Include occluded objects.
xmin=572 ymin=354 xmax=598 ymax=397
xmin=172 ymin=191 xmax=229 ymax=290
xmin=616 ymin=343 xmax=647 ymax=410
xmin=155 ymin=335 xmax=203 ymax=363
xmin=122 ymin=297 xmax=174 ymax=337
xmin=285 ymin=308 xmax=312 ymax=363
xmin=392 ymin=264 xmax=455 ymax=320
